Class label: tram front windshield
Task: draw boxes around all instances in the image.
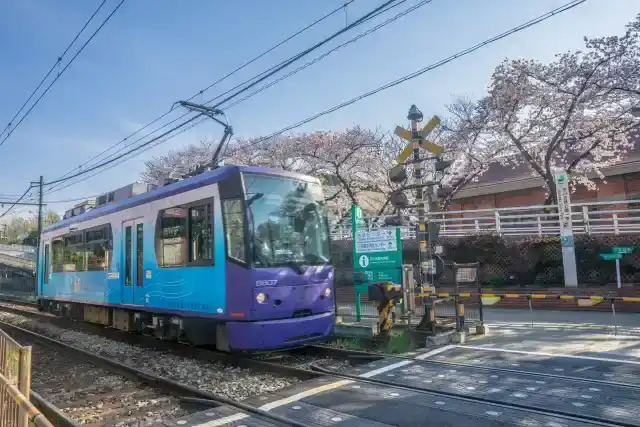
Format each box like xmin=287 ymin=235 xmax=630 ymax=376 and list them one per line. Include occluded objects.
xmin=242 ymin=173 xmax=330 ymax=271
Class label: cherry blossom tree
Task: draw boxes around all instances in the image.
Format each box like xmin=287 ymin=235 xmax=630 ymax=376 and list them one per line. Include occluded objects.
xmin=481 ymin=13 xmax=640 ymax=203
xmin=139 ymin=127 xmax=395 ymax=217
xmin=437 ymin=98 xmax=512 ymax=209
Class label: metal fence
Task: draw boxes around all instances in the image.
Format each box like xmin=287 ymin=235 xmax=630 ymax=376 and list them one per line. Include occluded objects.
xmin=0 ymin=253 xmax=35 ymax=272
xmin=0 ymin=327 xmax=52 ymax=427
xmin=335 ymin=288 xmax=481 ymax=327
xmin=330 ymin=200 xmax=640 ymax=240
xmin=0 ymin=245 xmax=36 ymax=255
xmin=0 ymin=277 xmax=37 ymax=302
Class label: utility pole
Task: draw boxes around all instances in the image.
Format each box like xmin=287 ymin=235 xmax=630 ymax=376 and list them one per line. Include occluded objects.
xmin=30 ymin=176 xmax=44 ymax=281
xmin=407 ymin=105 xmax=429 ymax=287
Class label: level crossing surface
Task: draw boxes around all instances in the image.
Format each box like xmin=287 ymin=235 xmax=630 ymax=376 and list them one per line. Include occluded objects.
xmin=151 ymin=344 xmax=640 ymax=426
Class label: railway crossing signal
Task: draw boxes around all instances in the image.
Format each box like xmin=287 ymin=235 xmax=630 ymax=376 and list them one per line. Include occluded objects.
xmin=387 ymin=105 xmax=452 ymax=294
xmin=394 ymin=115 xmax=443 ymax=164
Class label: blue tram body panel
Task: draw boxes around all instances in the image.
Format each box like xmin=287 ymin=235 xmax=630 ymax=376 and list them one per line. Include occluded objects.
xmin=41 ymin=213 xmax=228 ymax=316
xmin=37 ymin=165 xmax=335 ymax=351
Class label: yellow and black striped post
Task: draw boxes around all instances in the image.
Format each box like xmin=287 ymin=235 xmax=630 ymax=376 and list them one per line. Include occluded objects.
xmin=375 ymin=282 xmax=401 ymax=337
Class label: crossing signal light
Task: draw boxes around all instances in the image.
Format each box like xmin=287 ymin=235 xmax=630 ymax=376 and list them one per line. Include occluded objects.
xmin=384 ymin=215 xmax=405 ymax=226
xmin=436 ymin=185 xmax=454 ymax=198
xmin=390 ymin=190 xmax=409 ymax=209
xmin=435 ymin=159 xmax=453 ymax=172
xmin=388 ymin=164 xmax=407 ymax=184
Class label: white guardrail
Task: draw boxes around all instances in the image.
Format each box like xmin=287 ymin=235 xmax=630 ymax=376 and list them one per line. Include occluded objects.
xmin=329 ymin=200 xmax=640 ymax=239
xmin=0 ymin=244 xmax=36 ymax=254
xmin=1 ymin=200 xmax=639 ymax=246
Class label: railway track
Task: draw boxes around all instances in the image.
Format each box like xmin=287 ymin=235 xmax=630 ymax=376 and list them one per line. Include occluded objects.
xmin=0 ymin=320 xmax=318 ymax=427
xmin=5 ymin=325 xmax=192 ymax=426
xmin=1 ymin=299 xmax=638 ymax=427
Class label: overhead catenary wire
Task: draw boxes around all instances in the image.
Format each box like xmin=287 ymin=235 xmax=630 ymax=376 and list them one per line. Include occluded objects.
xmin=43 ymin=117 xmax=209 ymax=196
xmin=0 ymin=0 xmax=109 ymax=142
xmin=44 ymin=0 xmax=416 ymax=196
xmin=39 ymin=0 xmax=584 ymax=198
xmin=222 ymin=0 xmax=588 ymax=158
xmin=0 ymin=0 xmax=126 ymax=150
xmin=224 ymin=0 xmax=433 ymax=111
xmin=41 ymin=0 xmax=403 ymax=191
xmin=44 ymin=0 xmax=359 ymax=192
xmin=24 ymin=0 xmax=585 ymax=203
xmin=0 ymin=186 xmax=34 ymax=218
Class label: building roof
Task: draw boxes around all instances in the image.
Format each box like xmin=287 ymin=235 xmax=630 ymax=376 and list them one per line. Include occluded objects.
xmin=455 ymin=133 xmax=640 ymax=199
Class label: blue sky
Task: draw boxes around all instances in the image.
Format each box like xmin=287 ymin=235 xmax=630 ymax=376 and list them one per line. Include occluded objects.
xmin=0 ymin=0 xmax=637 ymax=218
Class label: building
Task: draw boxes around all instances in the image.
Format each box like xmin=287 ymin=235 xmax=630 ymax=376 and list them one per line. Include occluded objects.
xmin=449 ymin=142 xmax=640 ymax=212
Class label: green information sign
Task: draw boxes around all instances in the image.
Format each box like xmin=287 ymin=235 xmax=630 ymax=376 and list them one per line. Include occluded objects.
xmin=600 ymin=253 xmax=623 ymax=261
xmin=613 ymin=246 xmax=635 ymax=254
xmin=352 ymin=204 xmax=403 ymax=284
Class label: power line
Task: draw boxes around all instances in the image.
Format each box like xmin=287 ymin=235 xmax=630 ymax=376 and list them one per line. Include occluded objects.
xmin=39 ymin=0 xmax=583 ymax=201
xmin=42 ymin=0 xmax=402 ymax=190
xmin=0 ymin=0 xmax=109 ymax=141
xmin=44 ymin=0 xmax=357 ymax=191
xmin=0 ymin=0 xmax=126 ymax=150
xmin=45 ymin=0 xmax=414 ymax=196
xmin=44 ymin=115 xmax=204 ymax=186
xmin=201 ymin=0 xmax=402 ymax=111
xmin=224 ymin=0 xmax=432 ymax=111
xmin=43 ymin=116 xmax=208 ymax=195
xmin=0 ymin=186 xmax=34 ymax=218
xmin=223 ymin=0 xmax=588 ymax=158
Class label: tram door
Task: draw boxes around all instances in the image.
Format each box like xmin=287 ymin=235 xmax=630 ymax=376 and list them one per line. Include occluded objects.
xmin=121 ymin=219 xmax=144 ymax=305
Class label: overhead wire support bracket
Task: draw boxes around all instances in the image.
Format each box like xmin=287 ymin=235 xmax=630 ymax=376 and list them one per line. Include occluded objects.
xmin=176 ymin=101 xmax=233 ymax=169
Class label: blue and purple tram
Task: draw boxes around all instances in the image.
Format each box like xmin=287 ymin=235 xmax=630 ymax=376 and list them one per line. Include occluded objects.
xmin=36 ymin=166 xmax=335 ymax=351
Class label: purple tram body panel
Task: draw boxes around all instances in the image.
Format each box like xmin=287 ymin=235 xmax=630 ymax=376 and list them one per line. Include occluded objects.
xmin=225 ymin=312 xmax=334 ymax=350
xmin=223 ymin=261 xmax=335 ymax=350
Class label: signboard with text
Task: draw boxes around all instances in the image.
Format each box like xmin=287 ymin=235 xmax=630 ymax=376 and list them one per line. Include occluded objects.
xmin=555 ymin=171 xmax=578 ymax=287
xmin=352 ymin=204 xmax=403 ymax=284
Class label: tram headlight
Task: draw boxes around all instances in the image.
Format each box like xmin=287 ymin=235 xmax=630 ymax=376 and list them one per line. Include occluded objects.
xmin=256 ymin=292 xmax=266 ymax=304
xmin=324 ymin=287 xmax=331 ymax=298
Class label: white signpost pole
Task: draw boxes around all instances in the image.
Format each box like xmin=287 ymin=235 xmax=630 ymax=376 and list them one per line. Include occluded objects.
xmin=555 ymin=171 xmax=578 ymax=287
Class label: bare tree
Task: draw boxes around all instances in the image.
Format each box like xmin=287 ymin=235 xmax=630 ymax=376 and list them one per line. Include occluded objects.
xmin=483 ymin=14 xmax=640 ymax=203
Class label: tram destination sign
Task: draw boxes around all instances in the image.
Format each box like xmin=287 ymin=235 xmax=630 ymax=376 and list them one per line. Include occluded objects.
xmin=351 ymin=204 xmax=403 ymax=284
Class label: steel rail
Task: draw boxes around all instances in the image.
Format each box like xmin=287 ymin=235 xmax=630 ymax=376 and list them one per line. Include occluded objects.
xmin=1 ymin=304 xmax=635 ymax=426
xmin=0 ymin=320 xmax=311 ymax=427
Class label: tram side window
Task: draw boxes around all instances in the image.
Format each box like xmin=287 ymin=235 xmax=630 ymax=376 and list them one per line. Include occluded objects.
xmin=43 ymin=244 xmax=50 ymax=283
xmin=86 ymin=226 xmax=112 ymax=272
xmin=222 ymin=199 xmax=245 ymax=262
xmin=50 ymin=225 xmax=113 ymax=273
xmin=157 ymin=201 xmax=214 ymax=267
xmin=189 ymin=203 xmax=213 ymax=264
xmin=157 ymin=207 xmax=187 ymax=267
xmin=63 ymin=233 xmax=86 ymax=272
xmin=52 ymin=239 xmax=64 ymax=273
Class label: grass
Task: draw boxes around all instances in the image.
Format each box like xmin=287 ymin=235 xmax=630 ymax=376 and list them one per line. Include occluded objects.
xmin=327 ymin=330 xmax=422 ymax=354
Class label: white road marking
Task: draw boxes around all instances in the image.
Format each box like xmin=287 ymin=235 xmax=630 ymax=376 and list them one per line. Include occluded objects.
xmin=259 ymin=379 xmax=354 ymax=411
xmin=193 ymin=413 xmax=250 ymax=427
xmin=415 ymin=345 xmax=455 ymax=360
xmin=455 ymin=345 xmax=640 ymax=365
xmin=360 ymin=361 xmax=413 ymax=378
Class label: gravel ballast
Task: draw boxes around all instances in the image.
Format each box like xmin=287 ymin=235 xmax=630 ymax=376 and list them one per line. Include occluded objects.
xmin=0 ymin=311 xmax=299 ymax=401
xmin=16 ymin=332 xmax=190 ymax=426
